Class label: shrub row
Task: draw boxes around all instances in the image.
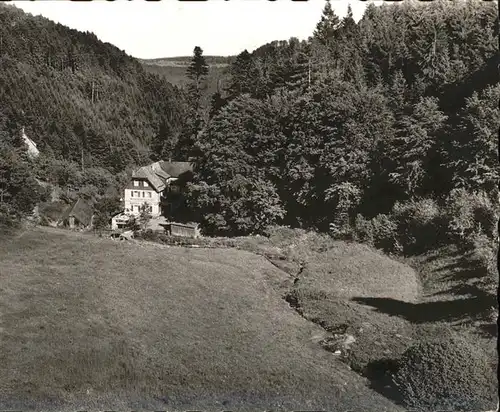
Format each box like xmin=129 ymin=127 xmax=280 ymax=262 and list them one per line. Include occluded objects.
xmin=348 ymin=189 xmax=498 ymax=257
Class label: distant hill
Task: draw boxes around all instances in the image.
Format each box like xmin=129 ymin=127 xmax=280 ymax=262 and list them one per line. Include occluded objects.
xmin=141 ymin=56 xmax=234 ymax=109
xmin=0 ymin=3 xmax=188 ymax=172
xmin=140 ymin=55 xmax=234 ymax=67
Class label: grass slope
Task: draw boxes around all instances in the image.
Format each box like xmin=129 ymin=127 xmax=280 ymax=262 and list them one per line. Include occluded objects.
xmin=251 ymin=231 xmax=497 ymax=410
xmin=288 ymin=242 xmax=420 ymax=373
xmin=212 ymin=229 xmax=497 ymax=410
xmin=0 ymin=227 xmax=404 ymax=411
xmin=221 ymin=230 xmax=422 ymax=375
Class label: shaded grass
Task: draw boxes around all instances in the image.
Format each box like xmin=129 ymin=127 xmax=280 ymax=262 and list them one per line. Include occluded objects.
xmin=267 ymin=234 xmax=420 ymax=374
xmin=352 ymin=294 xmax=496 ymax=324
xmin=0 ymin=226 xmax=403 ymax=411
xmin=251 ymin=229 xmax=498 ymax=408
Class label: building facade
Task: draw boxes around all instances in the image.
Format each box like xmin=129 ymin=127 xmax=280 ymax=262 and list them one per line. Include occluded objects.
xmin=123 ymin=178 xmax=162 ymax=216
xmin=118 ymin=160 xmax=193 ymax=220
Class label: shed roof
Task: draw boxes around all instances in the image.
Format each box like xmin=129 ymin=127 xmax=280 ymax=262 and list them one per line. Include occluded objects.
xmin=59 ymin=198 xmax=94 ymax=227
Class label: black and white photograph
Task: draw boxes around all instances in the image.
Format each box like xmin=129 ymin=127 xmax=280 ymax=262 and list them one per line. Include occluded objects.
xmin=0 ymin=0 xmax=498 ymax=410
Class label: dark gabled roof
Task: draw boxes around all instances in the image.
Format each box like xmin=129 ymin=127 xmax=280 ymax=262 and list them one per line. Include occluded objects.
xmin=131 ymin=161 xmax=194 ymax=192
xmin=158 ymin=161 xmax=193 ymax=178
xmin=133 ymin=164 xmax=167 ymax=192
xmin=59 ymin=198 xmax=94 ymax=227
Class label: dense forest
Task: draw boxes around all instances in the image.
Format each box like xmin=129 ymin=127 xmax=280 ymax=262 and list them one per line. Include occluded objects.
xmin=1 ymin=0 xmax=498 ymax=269
xmin=173 ymin=0 xmax=498 ymax=255
xmin=0 ymin=3 xmax=189 ymax=172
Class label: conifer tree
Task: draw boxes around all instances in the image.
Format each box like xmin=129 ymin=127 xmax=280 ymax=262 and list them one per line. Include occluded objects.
xmin=337 ymin=4 xmax=364 ymax=84
xmin=209 ymin=91 xmax=227 ymax=119
xmin=313 ymin=0 xmax=341 ymax=46
xmin=186 ymin=46 xmax=209 ymax=103
xmin=227 ymin=50 xmax=258 ymax=97
xmin=150 ymin=118 xmax=175 ymax=161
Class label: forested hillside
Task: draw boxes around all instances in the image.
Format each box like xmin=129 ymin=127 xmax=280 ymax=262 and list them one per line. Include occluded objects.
xmin=0 ymin=3 xmax=188 ymax=172
xmin=176 ymin=0 xmax=498 ymax=248
xmin=1 ymin=0 xmax=498 ymax=263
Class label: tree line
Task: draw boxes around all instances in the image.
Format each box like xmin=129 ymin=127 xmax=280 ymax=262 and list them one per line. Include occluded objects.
xmin=167 ymin=0 xmax=498 ymax=262
xmin=1 ymin=0 xmax=498 ymax=263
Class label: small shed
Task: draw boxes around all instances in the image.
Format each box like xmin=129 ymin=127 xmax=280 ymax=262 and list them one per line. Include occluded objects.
xmin=163 ymin=222 xmax=200 ymax=238
xmin=58 ymin=198 xmax=94 ymax=229
xmin=111 ymin=212 xmax=130 ymax=230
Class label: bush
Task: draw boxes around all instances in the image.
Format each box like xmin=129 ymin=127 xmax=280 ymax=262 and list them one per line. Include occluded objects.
xmin=263 ymin=225 xmax=306 ymax=244
xmin=370 ymin=213 xmax=399 ymax=253
xmin=353 ymin=214 xmax=374 ymax=245
xmin=353 ymin=213 xmax=399 ymax=254
xmin=125 ymin=215 xmax=140 ymax=232
xmin=38 ymin=184 xmax=53 ymax=203
xmin=138 ymin=229 xmax=160 ymax=242
xmin=469 ymin=233 xmax=498 ymax=295
xmin=0 ymin=203 xmax=21 ymax=228
xmin=391 ymin=330 xmax=497 ymax=411
xmin=391 ymin=198 xmax=445 ymax=254
xmin=157 ymin=234 xmax=209 ymax=247
xmin=471 ymin=233 xmax=497 ymax=272
xmin=445 ymin=189 xmax=498 ymax=245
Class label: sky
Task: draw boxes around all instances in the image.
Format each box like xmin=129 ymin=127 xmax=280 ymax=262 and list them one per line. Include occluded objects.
xmin=11 ymin=0 xmax=371 ymax=59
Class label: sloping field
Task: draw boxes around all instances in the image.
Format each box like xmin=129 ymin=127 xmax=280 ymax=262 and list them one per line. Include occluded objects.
xmin=285 ymin=241 xmax=420 ymax=370
xmin=268 ymin=233 xmax=497 ymax=411
xmin=0 ymin=227 xmax=406 ymax=411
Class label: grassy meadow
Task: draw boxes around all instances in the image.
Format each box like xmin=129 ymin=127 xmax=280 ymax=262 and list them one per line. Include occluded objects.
xmin=0 ymin=226 xmax=410 ymax=411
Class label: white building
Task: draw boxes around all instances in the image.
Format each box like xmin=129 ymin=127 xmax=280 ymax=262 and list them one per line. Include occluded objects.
xmin=111 ymin=161 xmax=193 ymax=230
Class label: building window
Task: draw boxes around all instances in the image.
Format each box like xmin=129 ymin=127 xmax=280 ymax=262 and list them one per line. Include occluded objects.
xmin=148 ymin=192 xmax=152 ymax=198
xmin=133 ymin=180 xmax=139 ymax=187
xmin=135 ymin=191 xmax=140 ymax=197
xmin=149 ymin=206 xmax=153 ymax=212
xmin=130 ymin=191 xmax=134 ymax=198
xmin=144 ymin=181 xmax=149 ymax=187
